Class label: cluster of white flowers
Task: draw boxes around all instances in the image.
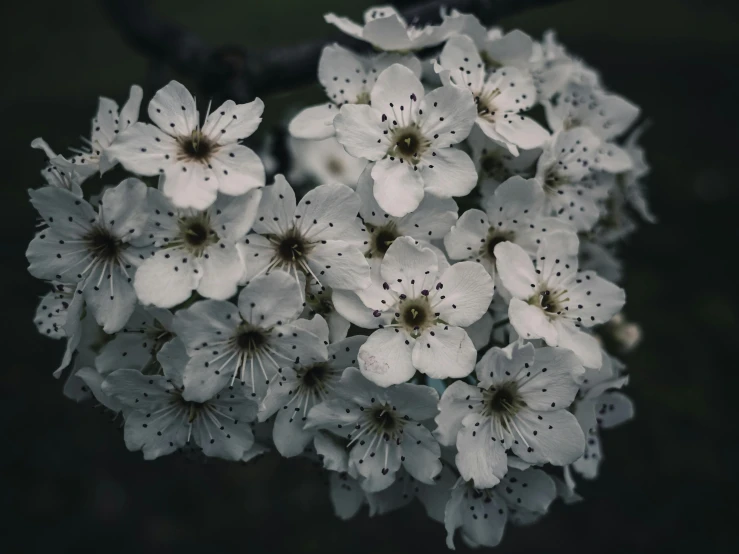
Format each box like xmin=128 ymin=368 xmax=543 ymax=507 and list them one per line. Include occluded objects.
xmin=28 ymin=5 xmax=651 ymax=549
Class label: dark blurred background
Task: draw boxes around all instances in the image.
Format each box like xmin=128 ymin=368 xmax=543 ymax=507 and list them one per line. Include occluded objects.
xmin=1 ymin=0 xmax=737 ymax=552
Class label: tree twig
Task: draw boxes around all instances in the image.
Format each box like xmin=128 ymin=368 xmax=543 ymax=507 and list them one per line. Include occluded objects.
xmin=101 ymin=0 xmax=566 ymax=102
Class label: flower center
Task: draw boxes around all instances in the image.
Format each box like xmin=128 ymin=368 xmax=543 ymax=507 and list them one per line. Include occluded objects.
xmin=355 ymin=91 xmax=371 ymax=105
xmin=476 ymin=89 xmax=502 ymax=121
xmin=483 ymin=230 xmax=515 ymax=261
xmin=299 ymin=362 xmax=330 ymax=390
xmin=236 ymin=326 xmax=267 ymax=353
xmin=178 ymin=130 xmax=215 ymax=162
xmin=543 ymin=169 xmax=568 ymax=193
xmin=483 ymin=382 xmax=524 ymax=417
xmin=397 ymin=297 xmax=434 ymax=336
xmin=389 ymin=126 xmax=429 ymax=164
xmin=368 ymin=224 xmax=399 ymax=257
xmin=177 ymin=214 xmax=218 ymax=255
xmin=480 ymin=151 xmax=511 ymax=182
xmin=276 ymin=230 xmax=309 ymax=264
xmin=84 ymin=226 xmax=122 ymax=262
xmin=529 ymin=288 xmax=569 ymax=317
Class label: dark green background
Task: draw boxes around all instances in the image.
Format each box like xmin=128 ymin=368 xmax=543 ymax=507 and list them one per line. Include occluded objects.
xmin=2 ymin=0 xmax=737 ymax=552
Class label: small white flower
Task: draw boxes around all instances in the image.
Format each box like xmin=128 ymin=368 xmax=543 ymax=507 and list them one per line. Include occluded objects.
xmin=437 ymin=35 xmax=550 ymax=155
xmin=545 ymin=83 xmax=640 ymax=143
xmin=334 ymin=63 xmax=478 ymax=217
xmin=133 ymin=187 xmax=262 ymax=308
xmin=306 ymin=367 xmax=441 ymax=492
xmin=260 ymin=328 xmax=366 ymax=457
xmin=31 ymin=139 xmax=86 ymax=196
xmin=467 ymin=127 xmax=541 ymax=199
xmin=366 ymin=464 xmax=456 ymax=521
xmin=107 ymin=80 xmax=265 ymax=210
xmin=572 ymin=352 xmax=633 ymax=479
xmin=436 ymin=341 xmax=584 ymax=488
xmin=444 ymin=176 xmax=575 ymax=278
xmin=535 ymin=127 xmax=621 ymax=231
xmin=356 ymin=237 xmax=494 ymax=386
xmin=237 ymin=175 xmax=371 ymax=293
xmin=74 ymin=85 xmax=144 ymax=173
xmin=172 ymin=271 xmax=328 ymax=401
xmin=494 ymin=232 xmax=625 ymax=369
xmin=288 ymin=136 xmax=367 ymax=188
xmin=27 ymin=179 xmax=151 ymax=333
xmin=95 ymin=305 xmax=174 ymax=374
xmin=444 ymin=467 xmax=556 ymax=549
xmin=102 ymin=339 xmax=258 ymax=461
xmin=288 ymin=44 xmax=421 ymax=140
xmin=325 ymin=6 xmax=459 ymax=52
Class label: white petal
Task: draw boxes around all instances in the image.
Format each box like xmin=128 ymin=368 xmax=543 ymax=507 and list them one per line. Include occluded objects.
xmin=84 ymin=268 xmax=138 ymax=333
xmin=444 ymin=209 xmax=488 ymax=261
xmin=208 ymin=144 xmax=265 ymax=196
xmin=288 ymin=103 xmax=337 ymax=140
xmin=508 ymin=297 xmax=559 ymax=344
xmin=358 ymin=328 xmax=416 ymax=386
xmin=171 ymin=299 xmax=240 ymax=353
xmin=495 ymin=114 xmax=550 ymax=150
xmin=438 ymin=35 xmax=485 ymax=93
xmin=334 ymin=104 xmax=387 ymax=160
xmin=419 ymin=86 xmax=477 ymax=146
xmin=329 ymin=472 xmax=366 ymax=520
xmin=596 ymin=391 xmax=634 ymax=429
xmin=420 ymin=147 xmax=478 ymax=198
xmin=148 ymin=80 xmax=197 ymax=136
xmin=272 ymin=406 xmax=314 ymax=457
xmin=401 ymin=423 xmax=442 ymax=484
xmin=510 ymin=408 xmax=585 ymax=466
xmin=412 ymin=325 xmax=476 ymax=379
xmin=211 ymin=187 xmax=262 ymax=242
xmin=553 ymin=319 xmax=603 ymax=369
xmin=432 ymin=261 xmax=495 ymax=327
xmin=161 ymin=163 xmax=219 ymax=211
xmin=516 ymin=346 xmax=581 ymax=411
xmin=397 ymin=194 xmax=458 ymax=240
xmin=238 ymin=270 xmax=303 ymax=327
xmin=493 ymin=241 xmax=538 ymax=299
xmin=196 ymin=241 xmax=244 ymax=300
xmin=295 ymin=183 xmax=361 ymax=241
xmin=306 ymin=240 xmax=371 ymax=291
xmin=456 ymin=415 xmax=508 ymax=488
xmin=567 ymin=270 xmax=625 ymax=326
xmin=363 ymin=15 xmax=413 ymax=51
xmin=475 ymin=341 xmax=534 ymax=385
xmin=134 ymin=248 xmax=201 ymax=309
xmin=371 ymin=159 xmax=425 ymax=217
xmin=202 ymin=97 xmax=264 ymax=143
xmin=252 ymin=174 xmax=296 ymax=236
xmin=497 ymin=467 xmax=556 ymax=514
xmin=385 ymin=382 xmax=439 ymax=421
xmin=237 ymin=234 xmax=274 ymax=283
xmin=435 ymin=381 xmax=483 ymax=446
xmin=318 ymin=44 xmax=368 ymax=105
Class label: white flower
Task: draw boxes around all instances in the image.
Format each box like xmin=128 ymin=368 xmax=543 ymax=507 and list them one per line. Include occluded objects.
xmin=467 ymin=127 xmax=541 ymax=199
xmin=441 ymin=12 xmax=539 ymax=72
xmin=436 ymin=341 xmax=584 ymax=488
xmin=133 ymin=187 xmax=262 ymax=308
xmin=325 ymin=6 xmax=459 ymax=52
xmin=444 ymin=176 xmax=575 ymax=278
xmin=288 ymin=44 xmax=421 ymax=140
xmin=495 ymin=232 xmax=626 ymax=369
xmin=572 ymin=352 xmax=633 ymax=479
xmin=356 ymin=237 xmax=494 ymax=386
xmin=260 ymin=329 xmax=366 ymax=457
xmin=73 ymin=85 xmax=144 ymax=174
xmin=31 ymin=139 xmax=86 ymax=196
xmin=444 ymin=467 xmax=556 ymax=549
xmin=26 ymin=179 xmax=150 ymax=333
xmin=107 ymin=80 xmax=265 ymax=210
xmin=334 ymin=63 xmax=478 ymax=217
xmin=545 ymin=83 xmax=640 ymax=142
xmin=306 ymin=367 xmax=441 ymax=492
xmin=535 ymin=127 xmax=621 ymax=231
xmin=437 ymin=35 xmax=550 ymax=155
xmin=237 ymin=175 xmax=371 ymax=292
xmin=172 ymin=271 xmax=328 ymax=401
xmin=288 ymin=136 xmax=367 ymax=188
xmin=366 ymin=464 xmax=456 ymax=520
xmin=95 ymin=305 xmax=174 ymax=374
xmin=101 ymin=339 xmax=258 ymax=461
